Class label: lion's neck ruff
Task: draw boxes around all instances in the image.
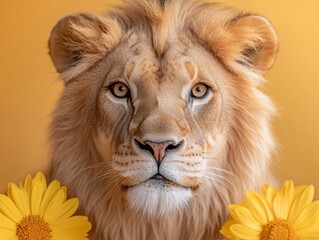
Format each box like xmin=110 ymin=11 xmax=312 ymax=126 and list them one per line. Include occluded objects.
xmin=48 ymin=0 xmax=277 ymax=239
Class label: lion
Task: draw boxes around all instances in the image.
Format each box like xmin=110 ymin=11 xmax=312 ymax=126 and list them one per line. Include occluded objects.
xmin=48 ymin=0 xmax=278 ymax=239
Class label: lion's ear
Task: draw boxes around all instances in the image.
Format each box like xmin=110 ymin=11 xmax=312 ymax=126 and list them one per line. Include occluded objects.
xmin=225 ymin=15 xmax=278 ymax=73
xmin=194 ymin=14 xmax=278 ymax=77
xmin=49 ymin=13 xmax=122 ymax=82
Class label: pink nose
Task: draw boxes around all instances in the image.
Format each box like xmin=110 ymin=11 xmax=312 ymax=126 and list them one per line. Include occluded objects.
xmin=144 ymin=141 xmax=175 ymax=164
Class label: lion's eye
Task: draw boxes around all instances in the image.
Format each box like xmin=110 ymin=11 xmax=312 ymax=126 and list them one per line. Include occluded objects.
xmin=110 ymin=82 xmax=130 ymax=98
xmin=191 ymin=83 xmax=209 ymax=99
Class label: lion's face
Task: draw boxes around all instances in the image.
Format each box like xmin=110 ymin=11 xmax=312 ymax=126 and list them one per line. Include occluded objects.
xmin=48 ymin=0 xmax=278 ymax=229
xmin=93 ymin=34 xmax=230 ymax=215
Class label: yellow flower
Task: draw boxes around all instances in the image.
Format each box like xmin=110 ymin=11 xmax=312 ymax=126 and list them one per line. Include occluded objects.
xmin=220 ymin=180 xmax=319 ymax=240
xmin=0 ymin=172 xmax=91 ymax=240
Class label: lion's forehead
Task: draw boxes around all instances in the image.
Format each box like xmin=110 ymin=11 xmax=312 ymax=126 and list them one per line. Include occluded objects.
xmin=129 ymin=55 xmax=195 ymax=84
xmin=121 ymin=34 xmax=195 ymax=80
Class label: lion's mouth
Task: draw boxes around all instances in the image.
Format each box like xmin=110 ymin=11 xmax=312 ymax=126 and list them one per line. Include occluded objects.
xmin=149 ymin=173 xmax=169 ymax=181
xmin=122 ymin=173 xmax=199 ymax=190
xmin=122 ymin=173 xmax=183 ymax=189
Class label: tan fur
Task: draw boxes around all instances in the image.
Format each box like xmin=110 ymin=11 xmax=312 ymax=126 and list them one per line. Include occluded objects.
xmin=48 ymin=0 xmax=278 ymax=239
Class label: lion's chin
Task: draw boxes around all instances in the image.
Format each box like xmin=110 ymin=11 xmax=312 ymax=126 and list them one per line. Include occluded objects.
xmin=126 ymin=179 xmax=192 ymax=218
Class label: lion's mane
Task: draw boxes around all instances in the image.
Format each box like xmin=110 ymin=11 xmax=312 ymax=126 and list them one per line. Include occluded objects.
xmin=48 ymin=0 xmax=277 ymax=239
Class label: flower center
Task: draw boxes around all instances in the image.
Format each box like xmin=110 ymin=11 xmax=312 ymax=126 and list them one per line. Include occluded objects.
xmin=261 ymin=219 xmax=297 ymax=240
xmin=17 ymin=215 xmax=51 ymax=240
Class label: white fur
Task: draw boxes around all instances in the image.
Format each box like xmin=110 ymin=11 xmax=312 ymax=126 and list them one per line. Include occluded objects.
xmin=127 ymin=180 xmax=192 ymax=218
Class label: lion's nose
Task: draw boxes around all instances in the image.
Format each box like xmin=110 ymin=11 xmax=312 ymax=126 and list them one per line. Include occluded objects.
xmin=135 ymin=140 xmax=183 ymax=165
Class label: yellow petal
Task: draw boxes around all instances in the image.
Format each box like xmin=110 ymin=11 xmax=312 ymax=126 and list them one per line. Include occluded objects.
xmin=0 ymin=213 xmax=16 ymax=229
xmin=50 ymin=216 xmax=91 ymax=235
xmin=296 ymin=228 xmax=319 ymax=239
xmin=23 ymin=175 xmax=32 ymax=195
xmin=289 ymin=185 xmax=314 ymax=224
xmin=229 ymin=224 xmax=260 ymax=239
xmin=294 ymin=201 xmax=319 ymax=232
xmin=273 ymin=180 xmax=294 ymax=219
xmin=281 ymin=180 xmax=295 ymax=206
xmin=0 ymin=227 xmax=17 ymax=239
xmin=0 ymin=194 xmax=22 ymax=223
xmin=228 ymin=205 xmax=262 ymax=232
xmin=38 ymin=180 xmax=61 ymax=216
xmin=32 ymin=172 xmax=47 ymax=188
xmin=43 ymin=189 xmax=67 ymax=223
xmin=45 ymin=198 xmax=79 ymax=224
xmin=220 ymin=218 xmax=238 ymax=238
xmin=7 ymin=183 xmax=13 ymax=200
xmin=262 ymin=184 xmax=276 ymax=205
xmin=30 ymin=176 xmax=46 ymax=215
xmin=8 ymin=184 xmax=30 ymax=217
xmin=245 ymin=191 xmax=274 ymax=225
xmin=294 ymin=185 xmax=308 ymax=197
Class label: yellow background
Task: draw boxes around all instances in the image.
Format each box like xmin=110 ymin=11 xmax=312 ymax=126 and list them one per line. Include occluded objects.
xmin=1 ymin=1 xmax=318 ymax=198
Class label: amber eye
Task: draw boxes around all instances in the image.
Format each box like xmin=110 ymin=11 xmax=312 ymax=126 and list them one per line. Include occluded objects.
xmin=110 ymin=82 xmax=130 ymax=98
xmin=191 ymin=83 xmax=209 ymax=98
